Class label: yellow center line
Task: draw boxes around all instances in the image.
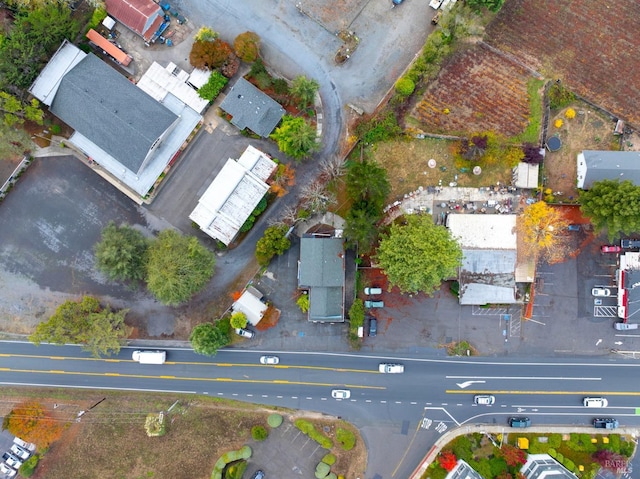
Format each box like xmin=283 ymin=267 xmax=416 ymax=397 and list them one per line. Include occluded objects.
xmin=0 ymin=354 xmax=377 ymax=373
xmin=2 ymin=368 xmax=385 ymax=390
xmin=447 ymin=390 xmax=640 ymax=396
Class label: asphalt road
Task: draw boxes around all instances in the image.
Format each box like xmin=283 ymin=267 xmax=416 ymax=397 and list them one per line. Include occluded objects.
xmin=3 ymin=342 xmax=640 ymax=478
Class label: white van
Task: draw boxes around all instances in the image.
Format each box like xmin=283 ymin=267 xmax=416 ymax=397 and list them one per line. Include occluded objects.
xmin=132 ymin=350 xmax=166 ymax=364
xmin=583 ymin=397 xmax=608 ymax=408
xmin=364 ymin=287 xmax=382 ymax=295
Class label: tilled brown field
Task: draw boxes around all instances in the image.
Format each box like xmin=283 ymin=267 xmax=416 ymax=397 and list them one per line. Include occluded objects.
xmin=410 ymin=43 xmax=532 ymax=136
xmin=486 ymin=0 xmax=640 ymax=127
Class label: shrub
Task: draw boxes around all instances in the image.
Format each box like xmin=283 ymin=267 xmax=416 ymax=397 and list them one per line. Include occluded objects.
xmin=451 ymin=435 xmax=472 ymax=461
xmin=326 ymin=474 xmax=337 ymax=479
xmin=554 ymin=119 xmax=563 ymax=128
xmin=548 ymin=448 xmax=556 ymax=457
xmin=548 ymin=82 xmax=575 ymax=109
xmin=212 ymin=446 xmax=252 ymax=479
xmin=267 ymin=413 xmax=283 ymax=428
xmin=19 ymin=455 xmax=38 ymax=478
xmin=322 ymin=453 xmax=336 ymax=466
xmin=230 ymin=312 xmax=248 ymax=329
xmin=273 ymin=78 xmax=289 ymax=95
xmin=194 ymin=26 xmax=218 ymax=42
xmin=296 ymin=293 xmax=310 ymax=313
xmin=294 ymin=419 xmax=333 ymax=449
xmin=255 ymin=71 xmax=272 ymax=90
xmin=348 ymin=299 xmax=365 ymax=328
xmin=225 ymin=460 xmax=247 ymax=479
xmin=336 ymin=427 xmax=356 ymax=451
xmin=354 ymin=111 xmax=402 ymax=144
xmin=234 ymin=31 xmax=260 ymax=62
xmin=565 ymin=107 xmax=576 ymax=119
xmin=198 ymin=71 xmax=228 ymax=101
xmin=251 ymin=425 xmax=268 ymax=441
xmin=563 ymin=458 xmax=575 ymax=472
xmin=50 ymin=124 xmax=61 ymax=135
xmin=315 ymin=462 xmax=330 ymax=479
xmin=395 ymin=77 xmax=415 ymax=96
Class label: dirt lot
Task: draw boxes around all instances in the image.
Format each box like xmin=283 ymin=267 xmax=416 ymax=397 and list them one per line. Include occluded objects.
xmin=485 ymin=0 xmax=640 ymax=127
xmin=1 ymin=388 xmax=365 ymax=479
xmin=409 ymin=43 xmax=534 ymax=137
xmin=544 ymin=102 xmax=622 ymax=200
xmin=370 ymin=138 xmax=513 ymax=202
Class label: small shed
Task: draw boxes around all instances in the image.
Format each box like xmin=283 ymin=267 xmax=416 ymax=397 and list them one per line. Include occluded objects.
xmin=232 ymin=287 xmax=267 ymax=326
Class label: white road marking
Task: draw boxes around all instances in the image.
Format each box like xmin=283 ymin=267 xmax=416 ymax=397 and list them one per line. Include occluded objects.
xmin=447 ymin=375 xmax=601 ymax=381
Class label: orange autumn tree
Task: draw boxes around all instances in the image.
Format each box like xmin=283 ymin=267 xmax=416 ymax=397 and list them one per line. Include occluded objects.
xmin=4 ymin=400 xmax=66 ymax=449
xmin=518 ymin=201 xmax=571 ymax=264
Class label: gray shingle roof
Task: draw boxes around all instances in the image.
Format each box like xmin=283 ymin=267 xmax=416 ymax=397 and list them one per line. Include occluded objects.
xmin=578 ymin=150 xmax=640 ymax=189
xmin=298 ymin=236 xmax=345 ymax=322
xmin=458 ymin=249 xmax=517 ymax=305
xmin=219 ymin=78 xmax=285 ymax=138
xmin=50 ymin=54 xmax=177 ymax=174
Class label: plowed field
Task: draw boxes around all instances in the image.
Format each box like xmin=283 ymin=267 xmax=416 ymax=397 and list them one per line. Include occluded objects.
xmin=410 ymin=43 xmax=532 ymax=136
xmin=486 ymin=0 xmax=640 ymax=126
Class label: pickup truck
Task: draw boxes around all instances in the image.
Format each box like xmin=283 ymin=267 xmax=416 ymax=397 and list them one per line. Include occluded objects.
xmin=132 ymin=350 xmax=166 ymax=364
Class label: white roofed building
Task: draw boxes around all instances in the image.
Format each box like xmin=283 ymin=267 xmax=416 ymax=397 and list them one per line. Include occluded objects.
xmin=190 ymin=146 xmax=277 ymax=245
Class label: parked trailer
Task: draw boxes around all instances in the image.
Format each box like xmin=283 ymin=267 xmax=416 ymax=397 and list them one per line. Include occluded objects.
xmin=132 ymin=350 xmax=166 ymax=364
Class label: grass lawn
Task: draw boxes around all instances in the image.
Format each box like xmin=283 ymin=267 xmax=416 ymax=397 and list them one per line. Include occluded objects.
xmin=1 ymin=388 xmax=366 ymax=479
xmin=368 ymin=138 xmax=513 ymax=202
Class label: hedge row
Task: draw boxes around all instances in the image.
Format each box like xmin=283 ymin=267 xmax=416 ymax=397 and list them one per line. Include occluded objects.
xmin=294 ymin=419 xmax=333 ymax=449
xmin=211 ymin=445 xmax=252 ymax=479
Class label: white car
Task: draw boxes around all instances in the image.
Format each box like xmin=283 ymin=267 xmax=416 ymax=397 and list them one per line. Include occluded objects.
xmin=379 ymin=363 xmax=405 ymax=373
xmin=474 ymin=395 xmax=495 ymax=405
xmin=9 ymin=444 xmax=29 ymax=461
xmin=331 ymin=389 xmax=351 ymax=399
xmin=259 ymin=355 xmax=279 ymax=365
xmin=234 ymin=328 xmax=255 ymax=339
xmin=12 ymin=438 xmax=35 ymax=452
xmin=592 ymin=288 xmax=611 ymax=297
xmin=0 ymin=463 xmax=16 ymax=477
xmin=2 ymin=453 xmax=22 ymax=470
xmin=584 ymin=397 xmax=608 ymax=408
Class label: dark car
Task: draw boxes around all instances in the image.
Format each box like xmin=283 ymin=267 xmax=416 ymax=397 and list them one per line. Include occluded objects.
xmin=509 ymin=417 xmax=531 ymax=428
xmin=251 ymin=470 xmax=265 ymax=479
xmin=368 ymin=317 xmax=377 ymax=337
xmin=593 ymin=418 xmax=618 ymax=429
xmin=621 ymin=239 xmax=640 ymax=249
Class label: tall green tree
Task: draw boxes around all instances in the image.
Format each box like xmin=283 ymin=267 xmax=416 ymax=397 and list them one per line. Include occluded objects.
xmin=344 ymin=202 xmax=381 ymax=252
xmin=290 ymin=75 xmax=319 ymax=109
xmin=146 ymin=230 xmax=216 ymax=306
xmin=94 ymin=222 xmax=149 ymax=283
xmin=376 ymin=215 xmax=463 ymax=294
xmin=190 ymin=322 xmax=230 ymax=356
xmin=270 ymin=115 xmax=319 ymax=161
xmin=0 ymin=4 xmax=80 ymax=91
xmin=346 ymin=159 xmax=390 ymax=212
xmin=29 ymin=296 xmax=131 ymax=357
xmin=255 ymin=224 xmax=291 ymax=267
xmin=0 ymin=92 xmax=43 ymax=126
xmin=580 ymin=179 xmax=640 ymax=241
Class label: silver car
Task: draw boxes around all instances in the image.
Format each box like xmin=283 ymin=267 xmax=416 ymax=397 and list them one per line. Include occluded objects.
xmin=331 ymin=389 xmax=351 ymax=399
xmin=259 ymin=355 xmax=279 ymax=365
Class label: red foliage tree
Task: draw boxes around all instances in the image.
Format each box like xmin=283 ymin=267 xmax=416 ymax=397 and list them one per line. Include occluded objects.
xmin=593 ymin=449 xmax=627 ymax=471
xmin=5 ymin=400 xmax=66 ymax=450
xmin=189 ymin=39 xmax=234 ymax=70
xmin=500 ymin=444 xmax=527 ymax=467
xmin=439 ymin=450 xmax=458 ymax=471
xmin=496 ymin=472 xmax=513 ymax=479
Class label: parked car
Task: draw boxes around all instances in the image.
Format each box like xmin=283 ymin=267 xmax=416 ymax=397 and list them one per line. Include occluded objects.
xmin=251 ymin=470 xmax=265 ymax=479
xmin=474 ymin=395 xmax=495 ymax=405
xmin=364 ymin=287 xmax=382 ymax=295
xmin=614 ymin=322 xmax=639 ymax=330
xmin=601 ymin=245 xmax=622 ymax=253
xmin=583 ymin=397 xmax=608 ymax=408
xmin=509 ymin=417 xmax=531 ymax=428
xmin=12 ymin=437 xmax=35 ymax=453
xmin=331 ymin=389 xmax=351 ymax=399
xmin=369 ymin=317 xmax=377 ymax=337
xmin=2 ymin=453 xmax=22 ymax=470
xmin=9 ymin=444 xmax=29 ymax=461
xmin=259 ymin=355 xmax=279 ymax=365
xmin=593 ymin=418 xmax=618 ymax=429
xmin=592 ymin=288 xmax=611 ymax=297
xmin=429 ymin=0 xmax=444 ymax=8
xmin=234 ymin=328 xmax=255 ymax=339
xmin=621 ymin=239 xmax=640 ymax=249
xmin=0 ymin=463 xmax=16 ymax=478
xmin=379 ymin=363 xmax=404 ymax=373
xmin=365 ymin=300 xmax=384 ymax=308
xmin=567 ymin=224 xmax=581 ymax=231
